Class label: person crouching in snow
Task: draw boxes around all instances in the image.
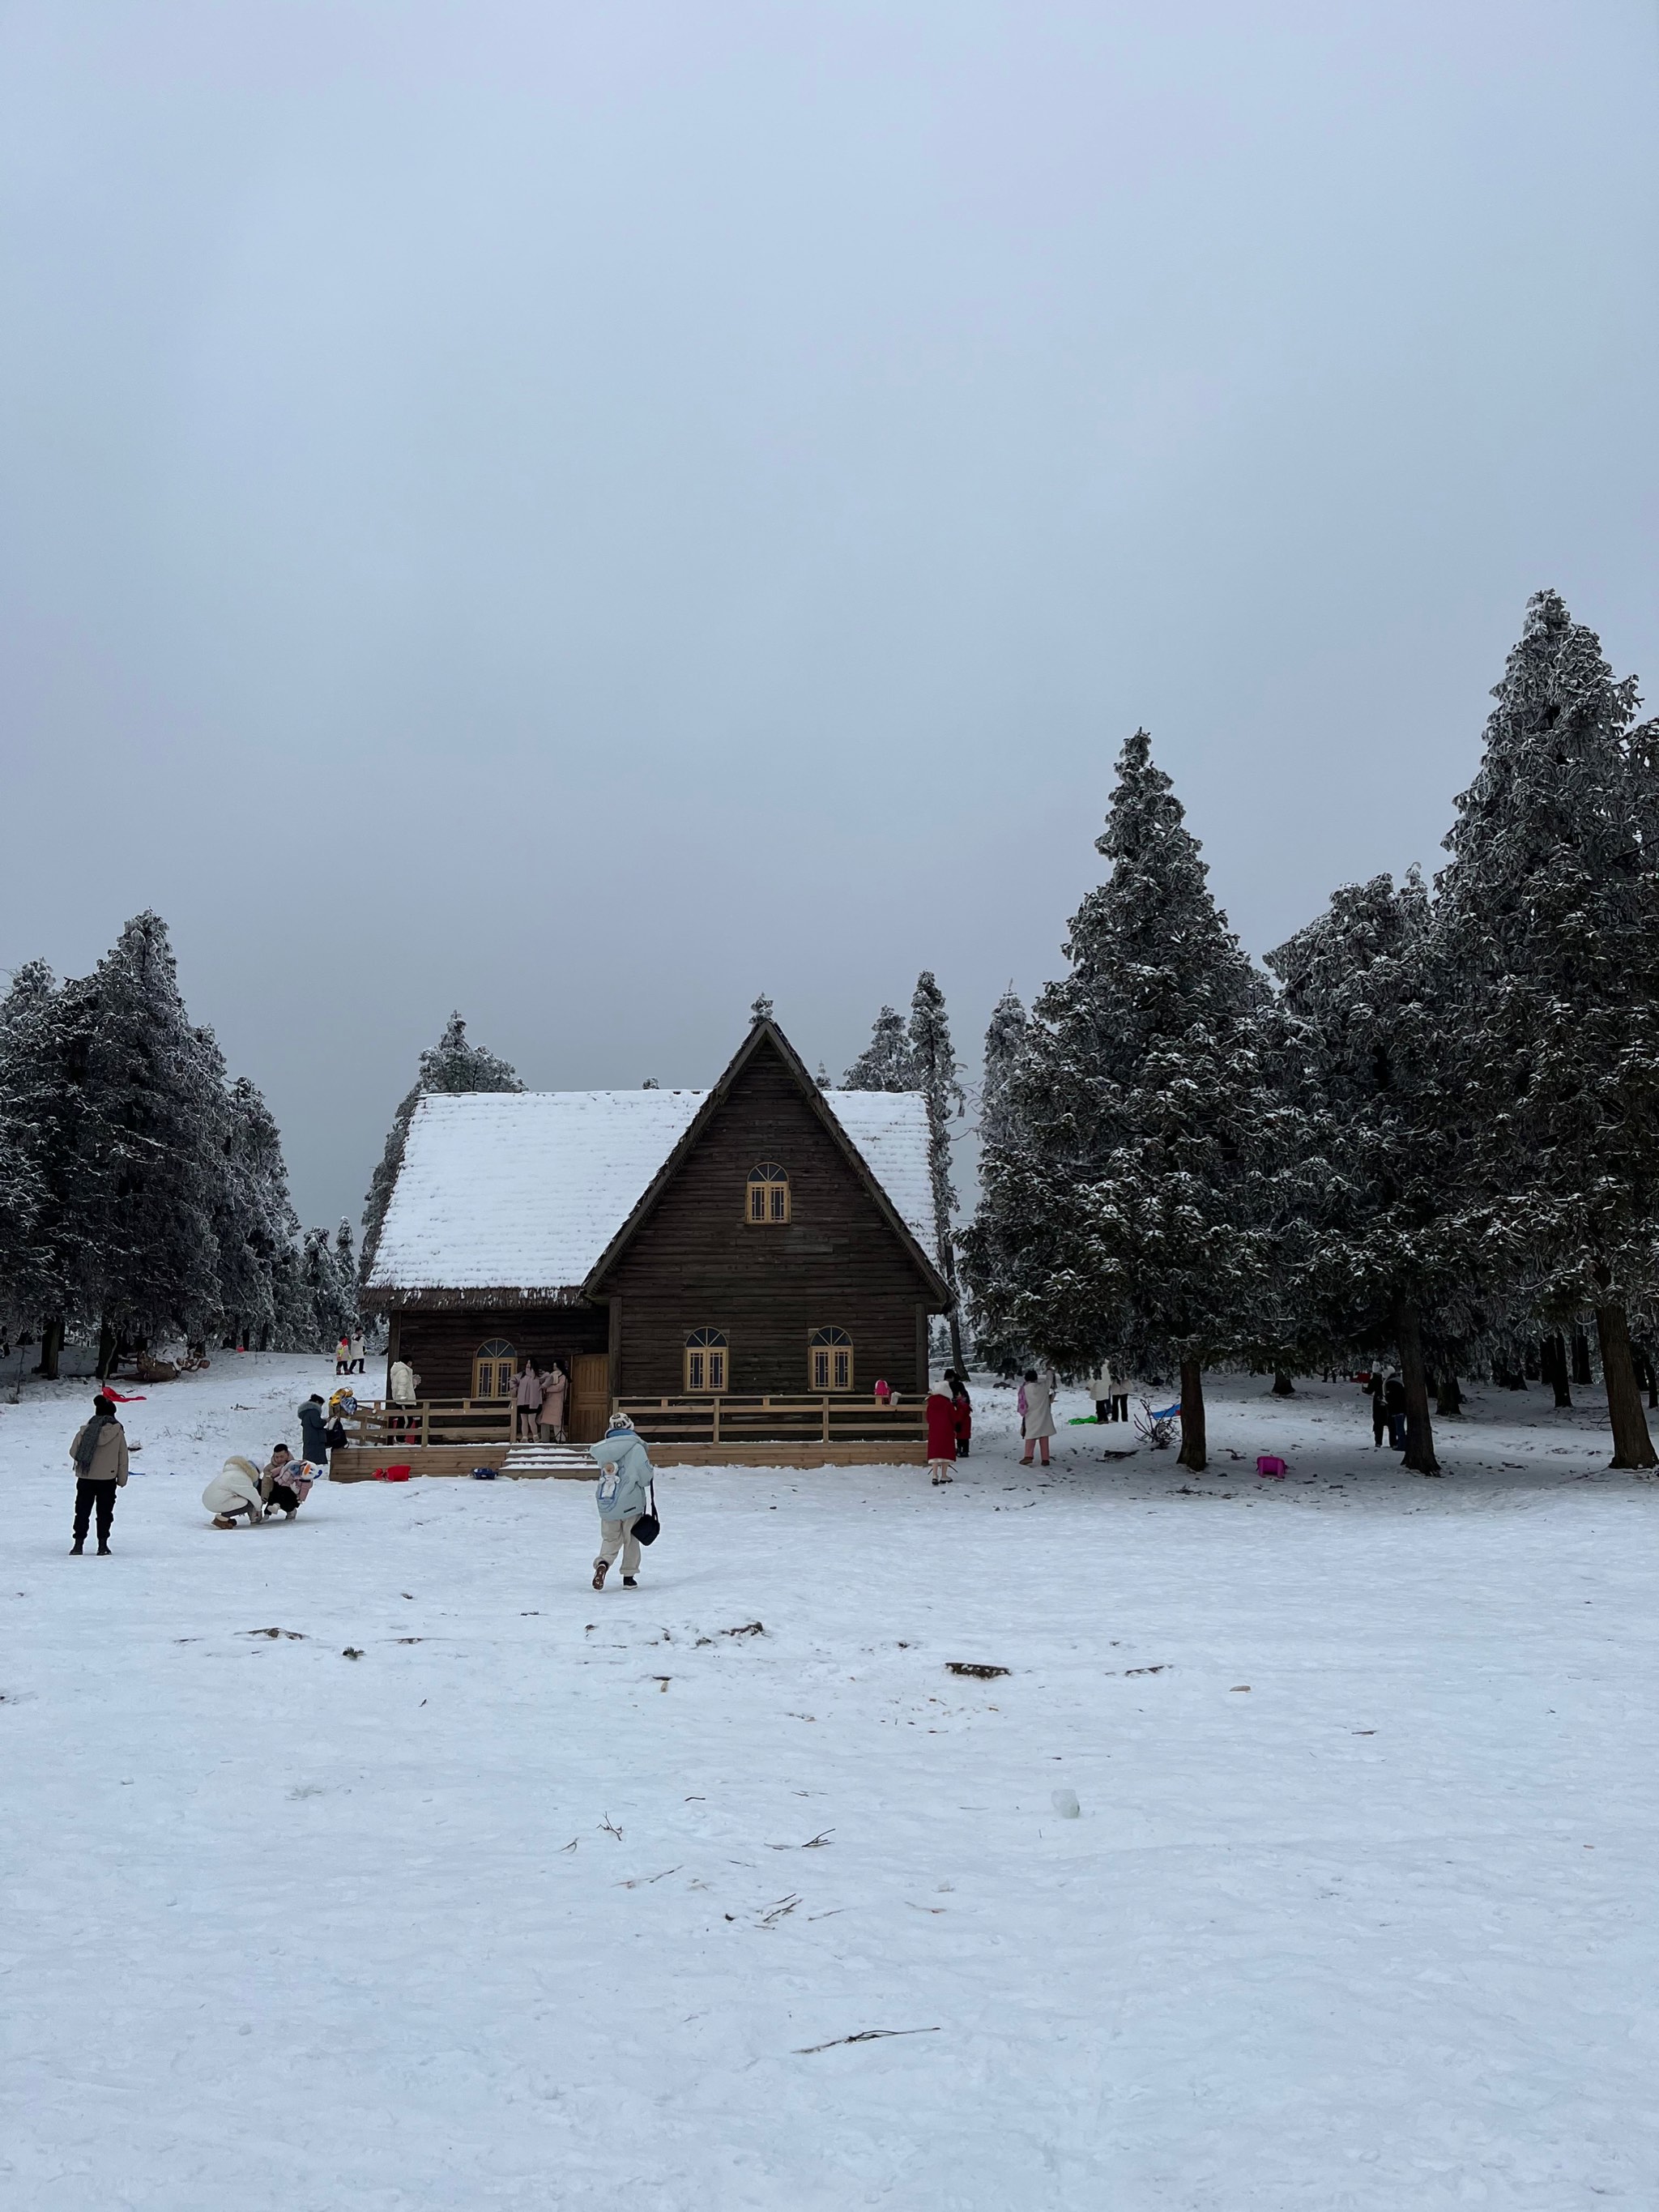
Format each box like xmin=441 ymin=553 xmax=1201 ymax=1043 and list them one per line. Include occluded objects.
xmin=261 ymin=1444 xmax=313 ymax=1518
xmin=587 ymin=1413 xmax=655 ymax=1590
xmin=203 ymin=1455 xmax=268 ymax=1528
xmin=925 ymin=1382 xmax=958 ymax=1485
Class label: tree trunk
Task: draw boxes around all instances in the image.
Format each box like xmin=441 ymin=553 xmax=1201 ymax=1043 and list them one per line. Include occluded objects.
xmin=1177 ymin=1357 xmax=1207 ymax=1472
xmin=1270 ymin=1370 xmax=1296 ymax=1396
xmin=1542 ymin=1332 xmax=1572 ymax=1409
xmin=36 ymin=1315 xmax=63 ymax=1380
xmin=947 ymin=1305 xmax=965 ymax=1380
xmin=1435 ymin=1371 xmax=1463 ymax=1420
xmin=1393 ymin=1299 xmax=1439 ymax=1474
xmin=1572 ymin=1327 xmax=1593 ymax=1387
xmin=1595 ymin=1303 xmax=1658 ymax=1469
xmin=96 ymin=1317 xmax=117 ymax=1381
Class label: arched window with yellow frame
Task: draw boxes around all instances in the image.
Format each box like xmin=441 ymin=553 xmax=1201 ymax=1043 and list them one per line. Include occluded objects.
xmin=746 ymin=1163 xmax=790 ymax=1224
xmin=472 ymin=1339 xmax=517 ymax=1399
xmin=809 ymin=1326 xmax=854 ymax=1392
xmin=684 ymin=1329 xmax=728 ymax=1393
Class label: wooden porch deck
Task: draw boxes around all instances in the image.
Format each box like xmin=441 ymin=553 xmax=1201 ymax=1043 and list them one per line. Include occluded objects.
xmin=328 ymin=1396 xmax=928 ymax=1477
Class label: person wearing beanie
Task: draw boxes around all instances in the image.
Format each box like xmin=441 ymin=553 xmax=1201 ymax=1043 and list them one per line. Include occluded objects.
xmin=68 ymin=1394 xmax=129 ymax=1555
xmin=587 ymin=1411 xmax=655 ymax=1590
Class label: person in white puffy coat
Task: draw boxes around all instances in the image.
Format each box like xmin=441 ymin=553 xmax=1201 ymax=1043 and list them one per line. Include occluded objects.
xmin=203 ymin=1456 xmax=267 ymax=1528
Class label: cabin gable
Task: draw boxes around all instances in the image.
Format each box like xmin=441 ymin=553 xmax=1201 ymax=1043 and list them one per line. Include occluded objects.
xmin=590 ymin=1034 xmax=943 ymax=1399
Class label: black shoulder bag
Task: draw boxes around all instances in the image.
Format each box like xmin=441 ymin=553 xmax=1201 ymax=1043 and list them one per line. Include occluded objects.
xmin=633 ymin=1482 xmax=661 ymax=1547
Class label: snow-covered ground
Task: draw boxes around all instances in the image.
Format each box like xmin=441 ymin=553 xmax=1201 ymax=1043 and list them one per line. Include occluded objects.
xmin=5 ymin=1356 xmax=1657 ymax=2210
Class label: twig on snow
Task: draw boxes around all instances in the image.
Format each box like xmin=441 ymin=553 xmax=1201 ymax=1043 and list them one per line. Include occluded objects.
xmin=795 ymin=2027 xmax=940 ymax=2056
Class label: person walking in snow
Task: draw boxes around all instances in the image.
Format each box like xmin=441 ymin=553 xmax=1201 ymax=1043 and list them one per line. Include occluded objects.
xmin=335 ymin=1335 xmax=351 ymax=1376
xmin=1019 ymin=1368 xmax=1056 ymax=1467
xmin=925 ymin=1382 xmax=958 ymax=1485
xmin=1367 ymin=1372 xmax=1388 ymax=1447
xmin=514 ymin=1357 xmax=544 ymax=1441
xmin=348 ymin=1334 xmax=366 ymax=1374
xmin=68 ymin=1394 xmax=129 ymax=1555
xmin=541 ymin=1360 xmax=569 ymax=1441
xmin=203 ymin=1455 xmax=268 ymax=1528
xmin=587 ymin=1412 xmax=656 ymax=1591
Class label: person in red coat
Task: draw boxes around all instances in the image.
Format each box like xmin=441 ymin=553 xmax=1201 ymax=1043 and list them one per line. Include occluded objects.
xmin=925 ymin=1385 xmax=958 ymax=1486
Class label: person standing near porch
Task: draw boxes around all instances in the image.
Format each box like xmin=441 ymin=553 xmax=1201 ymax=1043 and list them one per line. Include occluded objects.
xmin=925 ymin=1383 xmax=957 ymax=1485
xmin=389 ymin=1356 xmax=420 ymax=1440
xmin=539 ymin=1360 xmax=568 ymax=1442
xmin=514 ymin=1358 xmax=544 ymax=1440
xmin=69 ymin=1394 xmax=129 ymax=1555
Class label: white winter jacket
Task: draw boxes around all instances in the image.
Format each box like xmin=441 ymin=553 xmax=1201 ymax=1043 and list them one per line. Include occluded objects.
xmin=203 ymin=1457 xmax=267 ymax=1518
xmin=1021 ymin=1375 xmax=1056 ymax=1439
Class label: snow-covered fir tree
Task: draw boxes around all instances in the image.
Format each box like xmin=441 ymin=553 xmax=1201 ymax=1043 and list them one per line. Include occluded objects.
xmin=334 ymin=1219 xmax=359 ymax=1333
xmin=843 ymin=1006 xmax=915 ymax=1091
xmin=1433 ymin=590 xmax=1659 ymax=1468
xmin=907 ymin=971 xmax=966 ymax=1372
xmin=962 ymin=730 xmax=1284 ymax=1471
xmin=360 ymin=1013 xmax=524 ymax=1286
xmin=1265 ymin=869 xmax=1462 ymax=1472
xmin=978 ymin=986 xmax=1030 ymax=1156
xmin=73 ymin=913 xmax=227 ymax=1358
xmin=0 ymin=962 xmax=58 ymax=1346
xmin=211 ymin=1074 xmax=301 ymax=1351
xmin=302 ymin=1227 xmax=353 ymax=1350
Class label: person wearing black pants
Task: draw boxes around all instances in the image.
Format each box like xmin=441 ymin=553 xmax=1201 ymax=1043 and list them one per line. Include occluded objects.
xmin=69 ymin=1394 xmax=130 ymax=1555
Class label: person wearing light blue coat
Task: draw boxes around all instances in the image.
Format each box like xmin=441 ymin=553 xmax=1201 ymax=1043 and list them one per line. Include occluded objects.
xmin=588 ymin=1414 xmax=655 ymax=1590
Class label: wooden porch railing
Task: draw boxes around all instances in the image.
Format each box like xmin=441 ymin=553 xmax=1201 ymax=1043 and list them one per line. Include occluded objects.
xmin=615 ymin=1395 xmax=928 ymax=1450
xmin=339 ymin=1399 xmax=515 ymax=1452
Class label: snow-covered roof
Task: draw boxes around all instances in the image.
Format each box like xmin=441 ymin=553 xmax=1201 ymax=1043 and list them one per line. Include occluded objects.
xmin=367 ymin=1086 xmax=938 ymax=1301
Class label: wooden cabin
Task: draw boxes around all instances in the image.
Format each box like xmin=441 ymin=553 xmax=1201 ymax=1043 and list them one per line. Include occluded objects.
xmin=348 ymin=1018 xmax=951 ymax=1472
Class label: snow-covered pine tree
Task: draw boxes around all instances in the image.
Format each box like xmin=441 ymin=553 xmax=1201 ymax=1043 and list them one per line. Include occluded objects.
xmin=907 ymin=971 xmax=966 ymax=1373
xmin=335 ymin=1219 xmax=359 ymax=1336
xmin=74 ymin=914 xmax=227 ymax=1358
xmin=978 ymin=986 xmax=1030 ymax=1157
xmin=961 ymin=729 xmax=1282 ymax=1471
xmin=360 ymin=1014 xmax=524 ymax=1287
xmin=750 ymin=993 xmax=774 ymax=1023
xmin=0 ymin=963 xmax=57 ymax=1347
xmin=1434 ymin=590 xmax=1659 ymax=1468
xmin=1266 ymin=869 xmax=1464 ymax=1473
xmin=843 ymin=1006 xmax=915 ymax=1091
xmin=301 ymin=1227 xmax=352 ymax=1350
xmin=212 ymin=1075 xmax=301 ymax=1350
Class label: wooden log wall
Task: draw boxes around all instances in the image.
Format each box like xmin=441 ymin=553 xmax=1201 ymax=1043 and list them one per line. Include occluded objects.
xmin=386 ymin=1305 xmax=608 ymax=1399
xmin=593 ymin=1036 xmax=941 ymax=1399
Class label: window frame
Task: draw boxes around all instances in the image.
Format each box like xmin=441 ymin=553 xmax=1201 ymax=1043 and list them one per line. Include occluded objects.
xmin=808 ymin=1326 xmax=854 ymax=1393
xmin=684 ymin=1328 xmax=729 ymax=1394
xmin=746 ymin=1162 xmax=791 ymax=1225
xmin=472 ymin=1339 xmax=517 ymax=1401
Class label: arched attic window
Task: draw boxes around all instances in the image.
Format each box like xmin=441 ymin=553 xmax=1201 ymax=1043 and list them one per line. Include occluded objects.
xmin=747 ymin=1163 xmax=790 ymax=1224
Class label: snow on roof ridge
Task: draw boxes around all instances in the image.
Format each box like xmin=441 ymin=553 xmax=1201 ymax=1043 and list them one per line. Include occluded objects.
xmin=367 ymin=1085 xmax=936 ymax=1296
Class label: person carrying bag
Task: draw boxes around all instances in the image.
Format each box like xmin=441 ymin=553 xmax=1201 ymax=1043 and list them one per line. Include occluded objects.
xmin=587 ymin=1412 xmax=658 ymax=1591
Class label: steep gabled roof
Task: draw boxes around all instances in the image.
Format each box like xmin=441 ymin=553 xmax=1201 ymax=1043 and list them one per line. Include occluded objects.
xmin=581 ymin=1018 xmax=949 ymax=1304
xmin=362 ymin=1020 xmax=950 ymax=1309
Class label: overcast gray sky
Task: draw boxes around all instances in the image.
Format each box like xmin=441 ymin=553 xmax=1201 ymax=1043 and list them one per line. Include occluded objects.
xmin=2 ymin=0 xmax=1655 ymax=1234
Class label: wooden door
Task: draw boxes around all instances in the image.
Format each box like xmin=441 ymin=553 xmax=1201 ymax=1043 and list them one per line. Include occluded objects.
xmin=569 ymin=1354 xmax=612 ymax=1443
